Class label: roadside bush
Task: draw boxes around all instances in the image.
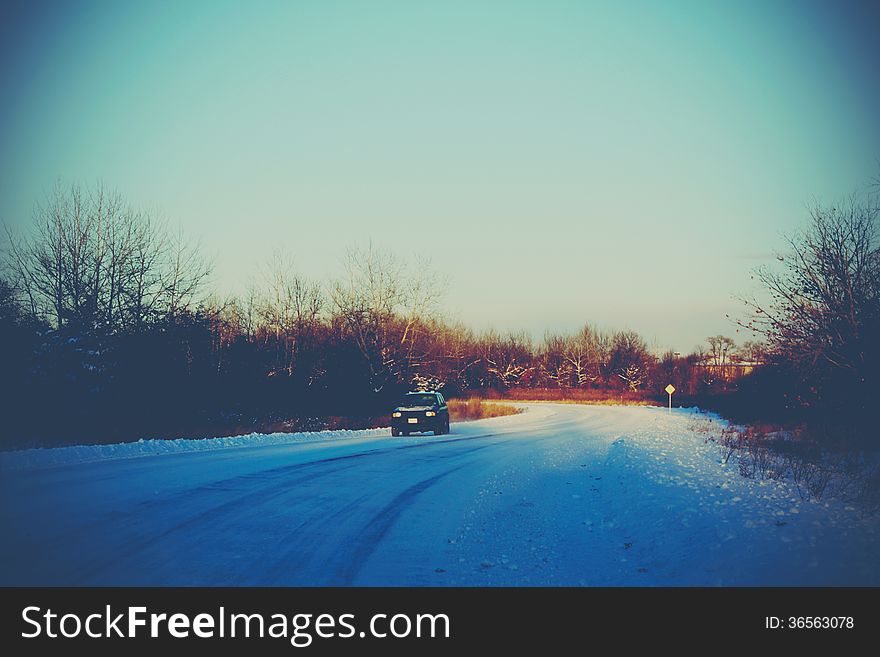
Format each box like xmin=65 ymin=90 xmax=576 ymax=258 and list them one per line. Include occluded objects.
xmin=692 ymin=417 xmax=880 ymax=510
xmin=447 ymin=399 xmax=522 ymax=422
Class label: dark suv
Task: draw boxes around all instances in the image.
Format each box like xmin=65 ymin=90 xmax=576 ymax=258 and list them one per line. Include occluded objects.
xmin=391 ymin=391 xmax=450 ymax=436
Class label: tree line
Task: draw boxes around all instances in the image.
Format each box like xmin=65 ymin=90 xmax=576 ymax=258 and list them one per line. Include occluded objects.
xmin=1 ymin=179 xmax=877 ymax=447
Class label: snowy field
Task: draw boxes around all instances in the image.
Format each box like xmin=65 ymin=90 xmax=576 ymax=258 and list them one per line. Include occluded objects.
xmin=1 ymin=403 xmax=877 ymax=586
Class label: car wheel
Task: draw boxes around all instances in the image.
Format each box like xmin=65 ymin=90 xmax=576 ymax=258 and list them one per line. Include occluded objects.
xmin=391 ymin=427 xmax=399 ymax=437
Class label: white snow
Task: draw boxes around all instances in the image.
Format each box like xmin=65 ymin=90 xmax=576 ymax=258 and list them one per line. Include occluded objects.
xmin=0 ymin=427 xmax=390 ymax=470
xmin=0 ymin=403 xmax=876 ymax=586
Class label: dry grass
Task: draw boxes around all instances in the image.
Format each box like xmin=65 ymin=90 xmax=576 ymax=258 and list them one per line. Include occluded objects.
xmin=482 ymin=388 xmax=658 ymax=406
xmin=504 ymin=398 xmax=656 ymax=407
xmin=448 ymin=398 xmax=524 ymax=422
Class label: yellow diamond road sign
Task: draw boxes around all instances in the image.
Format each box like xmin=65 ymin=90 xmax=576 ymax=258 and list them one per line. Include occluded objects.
xmin=665 ymin=384 xmax=676 ymax=395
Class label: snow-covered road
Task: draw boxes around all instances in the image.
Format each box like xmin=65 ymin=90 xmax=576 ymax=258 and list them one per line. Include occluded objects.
xmin=1 ymin=404 xmax=877 ymax=586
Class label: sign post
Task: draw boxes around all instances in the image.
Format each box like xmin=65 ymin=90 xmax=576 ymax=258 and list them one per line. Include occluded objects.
xmin=665 ymin=384 xmax=675 ymax=414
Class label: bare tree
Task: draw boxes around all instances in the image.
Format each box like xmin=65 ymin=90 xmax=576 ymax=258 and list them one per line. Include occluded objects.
xmin=565 ymin=325 xmax=609 ymax=387
xmin=257 ymin=253 xmax=324 ymax=377
xmin=123 ymin=209 xmax=167 ymax=332
xmin=608 ymin=330 xmax=651 ymax=391
xmin=5 ymin=182 xmax=210 ymax=333
xmin=6 ymin=183 xmax=69 ymax=327
xmin=202 ymin=295 xmax=245 ymax=375
xmin=541 ymin=333 xmax=574 ymax=388
xmin=480 ymin=330 xmax=533 ymax=388
xmin=398 ymin=256 xmax=447 ymax=373
xmin=736 ymin=340 xmax=765 ymax=364
xmin=434 ymin=320 xmax=481 ymax=388
xmin=744 ymin=197 xmax=879 ymax=404
xmin=706 ymin=335 xmax=736 ymax=380
xmin=161 ymin=228 xmax=211 ymax=319
xmin=331 ymin=244 xmax=445 ymax=391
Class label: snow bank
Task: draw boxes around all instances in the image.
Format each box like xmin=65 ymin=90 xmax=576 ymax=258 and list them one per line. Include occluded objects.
xmin=0 ymin=427 xmax=391 ymax=471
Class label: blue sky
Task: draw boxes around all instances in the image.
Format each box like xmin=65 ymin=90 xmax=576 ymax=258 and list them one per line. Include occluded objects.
xmin=1 ymin=0 xmax=878 ymax=352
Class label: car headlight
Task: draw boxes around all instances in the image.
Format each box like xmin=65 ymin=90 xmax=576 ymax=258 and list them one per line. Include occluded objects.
xmin=425 ymin=411 xmax=436 ymax=417
xmin=392 ymin=412 xmax=402 ymax=418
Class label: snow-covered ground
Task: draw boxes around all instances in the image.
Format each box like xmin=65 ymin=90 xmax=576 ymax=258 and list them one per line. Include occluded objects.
xmin=0 ymin=427 xmax=392 ymax=470
xmin=0 ymin=403 xmax=876 ymax=586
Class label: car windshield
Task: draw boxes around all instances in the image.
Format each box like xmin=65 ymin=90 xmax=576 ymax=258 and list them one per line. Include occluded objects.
xmin=399 ymin=394 xmax=437 ymax=407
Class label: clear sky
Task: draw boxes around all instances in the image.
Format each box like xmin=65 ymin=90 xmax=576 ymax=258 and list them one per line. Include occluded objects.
xmin=1 ymin=0 xmax=878 ymax=352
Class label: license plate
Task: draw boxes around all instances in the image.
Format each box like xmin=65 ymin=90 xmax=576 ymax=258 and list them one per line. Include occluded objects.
xmin=407 ymin=418 xmax=418 ymax=424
